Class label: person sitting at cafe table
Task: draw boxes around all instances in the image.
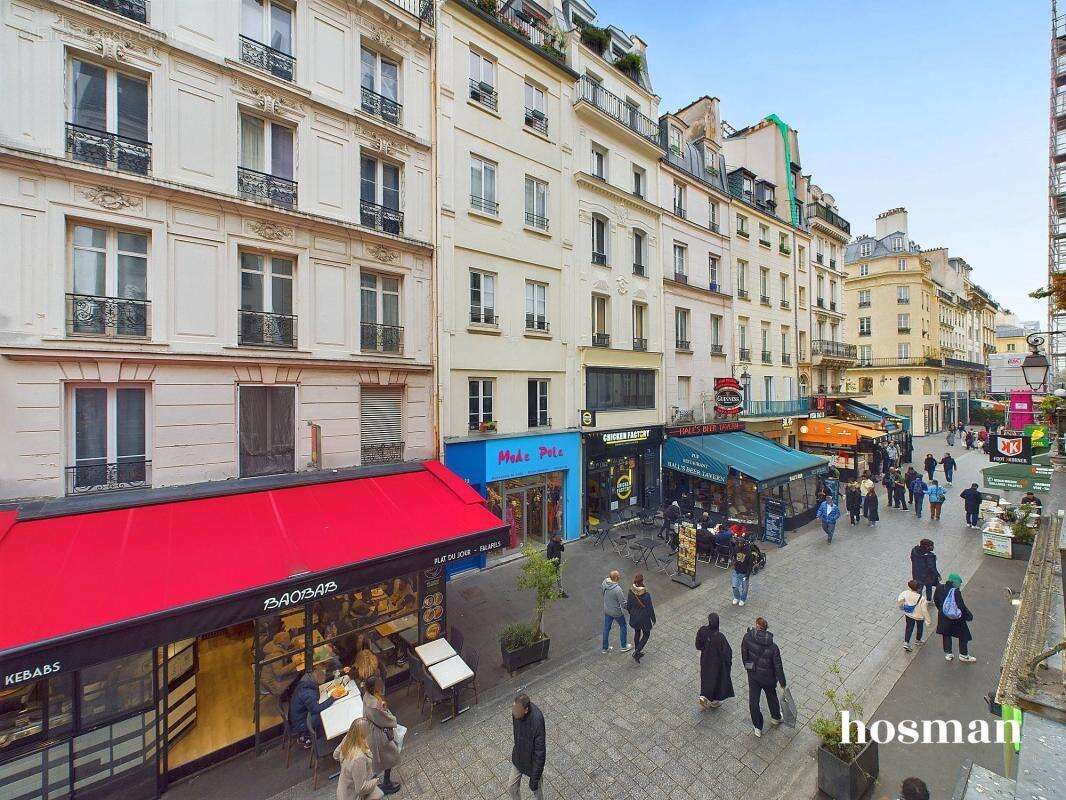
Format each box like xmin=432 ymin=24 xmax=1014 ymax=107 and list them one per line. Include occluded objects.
xmin=261 ymin=627 xmax=299 ymax=700
xmin=1021 ymin=491 xmax=1042 ymax=507
xmin=289 ymin=664 xmax=341 ymax=748
xmin=386 ymin=579 xmax=417 ymax=613
xmin=712 ymin=524 xmax=733 ymax=548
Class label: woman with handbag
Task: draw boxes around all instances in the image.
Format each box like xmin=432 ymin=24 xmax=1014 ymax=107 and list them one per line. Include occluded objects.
xmin=897 ymin=580 xmax=931 ymax=652
xmin=362 ymin=675 xmax=402 ymax=795
xmin=334 ymin=718 xmax=384 ymax=800
xmin=934 ymin=573 xmax=976 ymax=662
xmin=626 ymin=573 xmax=656 ymax=664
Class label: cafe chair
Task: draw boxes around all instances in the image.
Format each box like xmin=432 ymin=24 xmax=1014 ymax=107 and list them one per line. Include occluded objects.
xmin=449 ymin=626 xmax=465 ymax=655
xmin=276 ymin=697 xmax=297 ymax=769
xmin=609 ymin=529 xmax=637 ymax=558
xmin=456 ymin=649 xmax=480 ymax=706
xmin=407 ymin=654 xmax=426 ymax=706
xmin=590 ymin=525 xmax=611 ymax=549
xmin=306 ymin=714 xmax=333 ymax=790
xmin=420 ymin=675 xmax=454 ymax=728
xmin=653 ymin=547 xmax=678 ymax=576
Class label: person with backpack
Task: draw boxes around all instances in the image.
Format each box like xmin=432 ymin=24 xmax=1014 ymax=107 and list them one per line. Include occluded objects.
xmin=741 ymin=617 xmax=786 ymax=737
xmin=862 ymin=486 xmax=879 ymax=527
xmin=964 ymin=430 xmax=976 ymax=450
xmin=845 ymin=482 xmax=862 ymax=525
xmin=922 ymin=454 xmax=937 ymax=482
xmin=934 ymin=573 xmax=975 ymax=662
xmin=545 ymin=534 xmax=568 ymax=598
xmin=910 ymin=475 xmax=928 ymax=519
xmin=926 ymin=480 xmax=947 ymax=520
xmin=731 ymin=537 xmax=755 ymax=606
xmin=626 ymin=573 xmax=656 ymax=664
xmin=897 ymin=579 xmax=931 ymax=651
xmin=960 ymin=483 xmax=982 ymax=529
xmin=910 ymin=539 xmax=940 ymax=601
xmin=939 ymin=452 xmax=957 ymax=486
xmin=816 ymin=494 xmax=841 ymax=544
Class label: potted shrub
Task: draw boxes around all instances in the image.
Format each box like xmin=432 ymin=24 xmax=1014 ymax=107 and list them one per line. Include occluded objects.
xmin=811 ymin=666 xmax=879 ymax=800
xmin=1011 ymin=506 xmax=1035 ymax=561
xmin=579 ymin=24 xmax=609 ymax=55
xmin=478 ymin=420 xmax=497 ymax=433
xmin=499 ymin=544 xmax=563 ymax=674
xmin=474 ymin=0 xmax=497 ymax=14
xmin=613 ymin=51 xmax=643 ymax=79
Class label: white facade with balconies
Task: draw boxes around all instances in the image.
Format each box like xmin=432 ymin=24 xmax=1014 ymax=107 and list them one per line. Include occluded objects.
xmin=0 ymin=0 xmax=436 ymax=500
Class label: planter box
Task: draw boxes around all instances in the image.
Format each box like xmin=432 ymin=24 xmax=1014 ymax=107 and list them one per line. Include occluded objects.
xmin=1011 ymin=542 xmax=1033 ymax=561
xmin=501 ymin=637 xmax=550 ymax=675
xmin=816 ymin=741 xmax=878 ymax=800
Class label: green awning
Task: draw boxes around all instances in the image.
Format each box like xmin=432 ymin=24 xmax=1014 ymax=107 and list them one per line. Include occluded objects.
xmin=664 ymin=431 xmax=829 ymax=489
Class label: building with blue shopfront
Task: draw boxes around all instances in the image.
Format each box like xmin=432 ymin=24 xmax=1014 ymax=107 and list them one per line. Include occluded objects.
xmin=444 ymin=430 xmax=582 ymax=569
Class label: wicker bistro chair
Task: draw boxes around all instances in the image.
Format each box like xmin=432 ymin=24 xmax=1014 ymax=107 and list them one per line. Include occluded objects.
xmin=306 ymin=713 xmax=333 ymax=790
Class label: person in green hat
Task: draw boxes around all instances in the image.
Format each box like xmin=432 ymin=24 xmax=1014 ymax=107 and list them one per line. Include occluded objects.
xmin=933 ymin=573 xmax=975 ymax=662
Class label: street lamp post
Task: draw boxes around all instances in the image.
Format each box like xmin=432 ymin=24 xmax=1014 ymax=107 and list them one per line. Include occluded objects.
xmin=1022 ymin=334 xmax=1051 ymax=392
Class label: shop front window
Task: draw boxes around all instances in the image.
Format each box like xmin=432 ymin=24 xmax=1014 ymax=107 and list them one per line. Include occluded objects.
xmin=80 ymin=652 xmax=154 ymax=728
xmin=586 ymin=456 xmax=643 ymax=526
xmin=486 ymin=472 xmax=564 ymax=551
xmin=726 ymin=473 xmax=758 ymax=520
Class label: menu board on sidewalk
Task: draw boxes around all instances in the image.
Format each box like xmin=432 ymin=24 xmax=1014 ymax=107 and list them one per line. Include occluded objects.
xmin=671 ymin=523 xmax=701 ymax=589
xmin=760 ymin=497 xmax=787 ymax=547
xmin=418 ymin=566 xmax=446 ymax=643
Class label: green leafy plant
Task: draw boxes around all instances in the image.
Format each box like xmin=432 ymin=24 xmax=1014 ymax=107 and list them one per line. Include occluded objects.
xmin=474 ymin=0 xmax=497 ymax=14
xmin=613 ymin=51 xmax=643 ymax=75
xmin=811 ymin=664 xmax=868 ymax=762
xmin=498 ymin=622 xmax=537 ymax=651
xmin=580 ymin=24 xmax=609 ymax=54
xmin=1012 ymin=505 xmax=1035 ymax=545
xmin=516 ymin=543 xmax=564 ymax=640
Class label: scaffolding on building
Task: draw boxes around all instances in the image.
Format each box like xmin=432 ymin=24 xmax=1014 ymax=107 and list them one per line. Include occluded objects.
xmin=1051 ymin=2 xmax=1066 ymax=374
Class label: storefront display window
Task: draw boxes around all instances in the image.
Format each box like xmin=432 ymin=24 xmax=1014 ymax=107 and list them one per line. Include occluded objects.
xmin=727 ymin=474 xmax=759 ymax=520
xmin=80 ymin=651 xmax=154 ymax=728
xmin=486 ymin=471 xmax=564 ymax=550
xmin=587 ymin=456 xmax=643 ymax=525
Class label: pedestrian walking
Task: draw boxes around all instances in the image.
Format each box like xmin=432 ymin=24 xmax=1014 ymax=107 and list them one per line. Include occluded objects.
xmin=871 ymin=446 xmax=883 ymax=478
xmin=910 ymin=539 xmax=940 ymax=601
xmin=362 ymin=675 xmax=402 ymax=795
xmin=334 ymin=718 xmax=384 ymax=800
xmin=897 ymin=579 xmax=931 ymax=651
xmin=904 ymin=467 xmax=919 ymax=506
xmin=940 ymin=452 xmax=957 ymax=486
xmin=964 ymin=430 xmax=975 ymax=450
xmin=860 ymin=471 xmax=875 ymax=495
xmin=960 ymin=483 xmax=982 ymax=528
xmin=886 ymin=442 xmax=900 ymax=470
xmin=894 ymin=471 xmax=909 ymax=510
xmin=659 ymin=500 xmax=681 ymax=540
xmin=626 ymin=573 xmax=656 ymax=663
xmin=946 ymin=429 xmax=956 ymax=448
xmin=934 ymin=573 xmax=976 ymax=662
xmin=601 ymin=570 xmax=630 ymax=653
xmin=509 ymin=694 xmax=546 ymax=800
xmin=910 ymin=475 xmax=928 ymax=518
xmin=923 ymin=454 xmax=937 ymax=482
xmin=741 ymin=618 xmax=786 ymax=737
xmin=901 ymin=777 xmax=931 ymax=800
xmin=695 ymin=612 xmax=734 ymax=709
xmin=927 ymin=480 xmax=946 ymax=520
xmin=816 ymin=494 xmax=841 ymax=543
xmin=862 ymin=486 xmax=879 ymax=526
xmin=845 ymin=482 xmax=862 ymax=525
xmin=545 ymin=533 xmax=568 ymax=598
xmin=731 ymin=537 xmax=755 ymax=606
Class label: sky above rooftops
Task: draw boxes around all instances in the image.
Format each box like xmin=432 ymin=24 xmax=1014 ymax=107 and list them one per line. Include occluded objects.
xmin=602 ymin=0 xmax=1046 ymax=319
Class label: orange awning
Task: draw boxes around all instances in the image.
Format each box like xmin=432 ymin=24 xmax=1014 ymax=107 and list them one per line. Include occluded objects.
xmin=799 ymin=419 xmax=886 ymax=447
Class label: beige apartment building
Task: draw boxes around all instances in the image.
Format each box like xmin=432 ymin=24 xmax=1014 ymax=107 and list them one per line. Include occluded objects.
xmin=0 ymin=0 xmax=436 ymax=501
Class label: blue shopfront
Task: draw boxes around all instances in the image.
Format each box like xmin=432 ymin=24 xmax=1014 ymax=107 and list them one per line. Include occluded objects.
xmin=445 ymin=431 xmax=582 ymax=572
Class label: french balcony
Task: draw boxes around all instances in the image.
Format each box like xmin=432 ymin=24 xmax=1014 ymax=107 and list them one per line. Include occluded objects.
xmin=779 ymin=245 xmax=791 ymax=256
xmin=525 ymin=313 xmax=550 ymax=332
xmin=736 ymin=289 xmax=750 ymax=300
xmin=524 ymin=211 xmax=549 ymax=231
xmin=829 ymin=301 xmax=838 ymax=312
xmin=816 ymin=297 xmax=826 ymax=308
xmin=633 ymin=337 xmax=648 ymax=351
xmin=360 ymin=322 xmax=404 ymax=354
xmin=738 ymin=347 xmax=751 ymax=362
xmin=360 ymin=200 xmax=404 ymax=235
xmin=780 ymin=299 xmax=791 ymax=309
xmin=816 ymin=253 xmax=824 ymax=264
xmin=67 ymin=294 xmax=150 ymax=339
xmin=81 ymin=0 xmax=149 ymax=22
xmin=471 ymin=194 xmax=499 ymax=215
xmin=239 ymin=35 xmax=295 ymax=82
xmin=673 ymin=271 xmax=688 ymax=284
xmin=709 ymin=282 xmax=721 ymax=293
xmin=758 ymin=238 xmax=772 ymax=248
xmin=858 ymin=300 xmax=871 ymax=308
xmin=673 ymin=203 xmax=686 ymax=218
xmin=361 ymin=441 xmax=405 ymax=465
xmin=760 ymin=295 xmax=771 ymax=306
xmin=897 ymin=327 xmax=911 ymax=334
xmin=811 ymin=339 xmax=857 ymax=365
xmin=897 ymin=297 xmax=910 ymax=304
xmin=761 ymin=350 xmax=772 ymax=364
xmin=469 ymin=79 xmax=498 ymax=111
xmin=742 ymin=399 xmax=811 ymax=418
xmin=361 ymin=87 xmax=402 ymax=126
xmin=592 ymin=332 xmax=611 ymax=347
xmin=66 ymin=123 xmax=151 ymax=175
xmin=66 ymin=459 xmax=150 ymax=495
xmin=525 ymin=107 xmax=548 ymax=135
xmin=238 ymin=309 xmax=297 ymax=348
xmin=710 ymin=344 xmax=724 ymax=355
xmin=829 ymin=259 xmax=837 ymax=269
xmin=676 ymin=339 xmax=691 ymax=351
xmin=576 ymin=76 xmax=661 ymax=147
xmin=798 ymin=348 xmax=807 ymax=362
xmin=528 ymin=414 xmax=552 ymax=429
xmin=736 ymin=229 xmax=749 ymax=239
xmin=633 ymin=262 xmax=646 ymax=277
xmin=470 ymin=307 xmax=498 ymax=325
xmin=238 ymin=166 xmax=297 ymax=209
xmin=592 ymin=251 xmax=607 ymax=266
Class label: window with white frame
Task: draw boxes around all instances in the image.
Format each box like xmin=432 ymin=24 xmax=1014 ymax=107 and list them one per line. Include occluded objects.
xmin=69 ymin=223 xmax=148 ymax=338
xmin=897 ymin=313 xmax=910 ymax=330
xmin=708 ymin=254 xmax=720 ymax=288
xmin=592 ymin=215 xmax=608 ymax=265
xmin=764 ymin=376 xmax=774 ymax=401
xmin=524 ymin=176 xmax=548 ymax=230
xmin=239 ymin=251 xmax=295 ymax=347
xmin=632 ymin=166 xmax=645 ymax=197
xmin=859 ymin=263 xmax=870 ymax=276
xmin=760 ymin=267 xmax=770 ymax=299
xmin=469 ymin=270 xmax=497 ymax=324
xmin=470 ymin=155 xmax=498 ymax=214
xmin=69 ymin=58 xmax=150 ymax=173
xmin=673 ymin=183 xmax=685 ymax=216
xmin=360 ymin=46 xmax=399 ymax=123
xmin=525 ymin=280 xmax=548 ymax=331
xmin=632 ymin=302 xmax=646 ymax=345
xmin=898 ymin=258 xmax=907 ymax=271
xmin=592 ymin=295 xmax=609 ymax=338
xmin=633 ymin=229 xmax=646 ymax=273
xmin=709 ymin=201 xmax=720 ymax=231
xmin=239 ymin=112 xmax=294 ymax=180
xmin=892 ymin=237 xmax=903 ymax=252
xmin=673 ymin=243 xmax=686 ymax=278
xmin=830 ymin=280 xmax=838 ymax=306
xmin=675 ymin=307 xmax=690 ymax=348
xmin=69 ymin=385 xmax=148 ymax=492
xmin=468 ymin=379 xmax=494 ymax=429
xmin=859 ymin=317 xmax=871 ymax=335
xmin=779 ymin=273 xmax=788 ymax=303
xmin=781 ymin=329 xmax=790 ymax=356
xmin=736 ymin=259 xmax=748 ymax=292
xmin=736 ymin=214 xmax=748 ymax=236
xmin=591 ymin=144 xmax=608 ymax=179
xmin=241 ymin=0 xmax=294 ymax=55
xmin=469 ymin=49 xmax=497 ymax=107
xmin=897 ymin=285 xmax=910 ymax=303
xmin=898 ymin=342 xmax=910 ymax=358
xmin=360 ymin=155 xmax=401 ymax=233
xmin=360 ymin=272 xmax=402 ymax=352
xmin=741 ymin=175 xmax=754 ymax=199
xmin=524 ymin=82 xmax=546 ymax=131
xmin=677 ymin=376 xmax=691 ymax=409
xmin=859 ymin=241 xmax=872 ymax=257
xmin=527 ymin=379 xmax=549 ymax=427
xmin=238 ymin=384 xmax=295 ymax=477
xmin=738 ymin=322 xmax=748 ymax=350
xmin=668 ymin=126 xmax=682 ymax=154
xmin=859 ymin=345 xmax=871 ymax=363
xmin=710 ymin=314 xmax=721 ymax=347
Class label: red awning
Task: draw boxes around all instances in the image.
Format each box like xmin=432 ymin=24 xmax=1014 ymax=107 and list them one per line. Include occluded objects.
xmin=0 ymin=461 xmax=503 ymax=663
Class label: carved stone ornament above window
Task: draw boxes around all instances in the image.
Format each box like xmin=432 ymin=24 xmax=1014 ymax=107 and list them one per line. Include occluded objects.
xmin=247 ymin=219 xmax=294 ymax=241
xmin=58 ymin=15 xmax=155 ymax=63
xmin=81 ymin=185 xmax=141 ymax=210
xmin=354 ymin=123 xmax=409 ymax=156
xmin=236 ymin=81 xmax=304 ymax=118
xmin=367 ymin=245 xmax=400 ymax=263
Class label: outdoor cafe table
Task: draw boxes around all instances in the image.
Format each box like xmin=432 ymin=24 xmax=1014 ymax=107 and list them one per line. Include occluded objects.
xmin=414 ymin=638 xmax=456 ymax=666
xmin=631 ymin=536 xmax=662 ymax=565
xmin=427 ymin=654 xmax=474 ymax=722
xmin=318 ymin=677 xmax=365 ymax=740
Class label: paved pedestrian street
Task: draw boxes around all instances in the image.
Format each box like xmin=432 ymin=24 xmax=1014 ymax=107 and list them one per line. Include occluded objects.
xmin=268 ymin=440 xmax=1013 ymax=800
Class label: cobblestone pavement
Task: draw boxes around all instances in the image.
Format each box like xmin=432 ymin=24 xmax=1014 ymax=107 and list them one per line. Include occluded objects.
xmin=269 ymin=438 xmax=1005 ymax=800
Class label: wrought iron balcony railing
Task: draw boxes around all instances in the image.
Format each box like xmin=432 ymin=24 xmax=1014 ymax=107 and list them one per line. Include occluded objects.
xmin=710 ymin=343 xmax=723 ymax=355
xmin=781 ymin=353 xmax=791 ymax=365
xmin=676 ymin=339 xmax=691 ymax=350
xmin=238 ymin=309 xmax=297 ymax=348
xmin=362 ymin=441 xmax=405 ymax=465
xmin=633 ymin=262 xmax=646 ymax=277
xmin=576 ymin=76 xmax=661 ymax=146
xmin=633 ymin=337 xmax=647 ymax=351
xmin=66 ymin=293 xmax=150 ymax=339
xmin=858 ymin=300 xmax=871 ymax=308
xmin=525 ymin=211 xmax=549 ymax=230
xmin=66 ymin=459 xmax=150 ymax=495
xmin=81 ymin=0 xmax=148 ymax=23
xmin=238 ymin=166 xmax=297 ymax=209
xmin=360 ymin=200 xmax=404 ymax=235
xmin=738 ymin=347 xmax=751 ymax=362
xmin=855 ymin=356 xmax=943 ymax=368
xmin=761 ymin=350 xmax=773 ymax=364
xmin=470 ymin=194 xmax=499 ymax=215
xmin=528 ymin=413 xmax=552 ymax=428
xmin=673 ymin=272 xmax=688 ymax=284
xmin=760 ymin=295 xmax=771 ymax=305
xmin=592 ymin=332 xmax=611 ymax=347
xmin=387 ymin=0 xmax=434 ymax=24
xmin=525 ymin=314 xmax=550 ymax=332
xmin=525 ymin=107 xmax=548 ymax=134
xmin=494 ymin=3 xmax=565 ymax=61
xmin=780 ymin=299 xmax=790 ymax=309
xmin=361 ymin=87 xmax=402 ymax=126
xmin=592 ymin=251 xmax=607 ymax=266
xmin=470 ymin=307 xmax=498 ymax=325
xmin=239 ymin=35 xmax=295 ymax=82
xmin=66 ymin=123 xmax=151 ymax=175
xmin=736 ymin=289 xmax=750 ymax=300
xmin=807 ymin=202 xmax=851 ymax=234
xmin=811 ymin=340 xmax=857 ymax=359
xmin=469 ymin=79 xmax=498 ymax=111
xmin=360 ymin=322 xmax=404 ymax=354
xmin=742 ymin=399 xmax=811 ymax=417
xmin=673 ymin=202 xmax=686 ymax=218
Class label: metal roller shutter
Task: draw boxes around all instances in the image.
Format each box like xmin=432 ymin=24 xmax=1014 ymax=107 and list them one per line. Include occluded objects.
xmin=361 ymin=387 xmax=404 ymax=464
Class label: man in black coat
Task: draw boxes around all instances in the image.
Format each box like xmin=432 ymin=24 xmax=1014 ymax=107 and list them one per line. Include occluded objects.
xmin=288 ymin=666 xmax=334 ymax=746
xmin=659 ymin=501 xmax=681 ymax=540
xmin=509 ymin=693 xmax=546 ymax=800
xmin=960 ymin=483 xmax=982 ymax=528
xmin=545 ymin=534 xmax=568 ymax=598
xmin=740 ymin=618 xmax=786 ymax=736
xmin=909 ymin=539 xmax=940 ymax=601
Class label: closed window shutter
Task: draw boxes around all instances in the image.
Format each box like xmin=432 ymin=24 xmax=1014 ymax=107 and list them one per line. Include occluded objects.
xmin=361 ymin=387 xmax=403 ymax=464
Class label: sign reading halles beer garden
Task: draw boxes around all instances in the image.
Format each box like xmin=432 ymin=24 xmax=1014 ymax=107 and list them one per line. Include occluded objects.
xmin=714 ymin=377 xmax=744 ymax=417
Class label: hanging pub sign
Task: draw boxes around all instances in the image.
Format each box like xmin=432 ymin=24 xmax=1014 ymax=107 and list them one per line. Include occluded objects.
xmin=812 ymin=394 xmax=828 ymax=412
xmin=989 ymin=431 xmax=1032 ymax=465
xmin=580 ymin=409 xmax=597 ymax=427
xmin=713 ymin=377 xmax=744 ymax=417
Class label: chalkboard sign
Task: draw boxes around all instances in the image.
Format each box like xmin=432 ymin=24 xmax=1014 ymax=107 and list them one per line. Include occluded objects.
xmin=760 ymin=497 xmax=787 ymax=547
xmin=671 ymin=523 xmax=701 ymax=589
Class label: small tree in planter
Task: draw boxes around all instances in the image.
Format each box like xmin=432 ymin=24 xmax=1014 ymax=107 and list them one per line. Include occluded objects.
xmin=499 ymin=544 xmax=564 ymax=674
xmin=810 ymin=665 xmax=879 ymax=800
xmin=613 ymin=51 xmax=643 ymax=80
